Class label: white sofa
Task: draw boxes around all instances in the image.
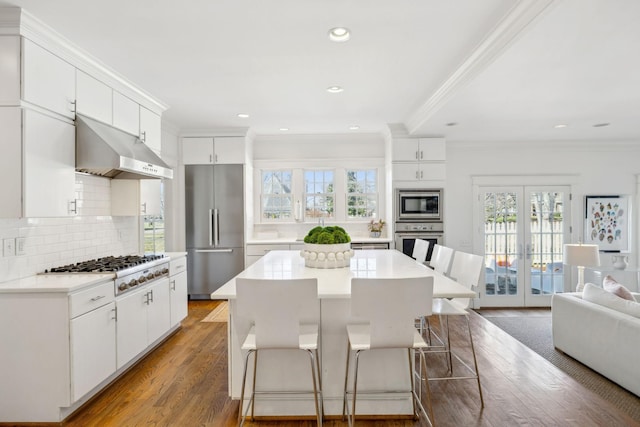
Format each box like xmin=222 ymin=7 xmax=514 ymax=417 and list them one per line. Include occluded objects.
xmin=552 ymin=290 xmax=640 ymax=397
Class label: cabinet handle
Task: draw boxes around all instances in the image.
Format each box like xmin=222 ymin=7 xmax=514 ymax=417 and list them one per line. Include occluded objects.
xmin=144 ymin=292 xmax=150 ymax=305
xmin=209 ymin=154 xmax=213 ymax=163
xmin=141 ymin=202 xmax=147 ymax=214
xmin=148 ymin=289 xmax=154 ymax=303
xmin=415 ymin=150 xmax=419 ymax=160
xmin=415 ymin=171 xmax=419 ymax=179
xmin=111 ymin=307 xmax=117 ymax=321
xmin=140 ymin=131 xmax=146 ymax=143
xmin=420 ymin=150 xmax=423 ymax=160
xmin=420 ymin=170 xmax=423 ymax=179
xmin=171 ymin=280 xmax=176 ymax=290
xmin=90 ymin=295 xmax=106 ymax=302
xmin=70 ymin=99 xmax=77 ymax=113
xmin=215 ymin=154 xmax=218 ymax=163
xmin=69 ymin=199 xmax=78 ymax=214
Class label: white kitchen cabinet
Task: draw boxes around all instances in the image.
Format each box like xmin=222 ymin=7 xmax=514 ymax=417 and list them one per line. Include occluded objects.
xmin=392 ymin=162 xmax=446 ymax=182
xmin=182 ymin=136 xmax=245 ymax=164
xmin=245 ymin=243 xmax=293 ymax=267
xmin=0 ymin=107 xmax=76 ymax=218
xmin=0 ymin=36 xmax=20 ymax=105
xmin=111 ymin=179 xmax=162 ymax=216
xmin=169 ymin=256 xmax=188 ymax=327
xmin=22 ymin=38 xmax=76 ymax=119
xmin=139 ymin=106 xmax=162 ymax=153
xmin=70 ymin=301 xmax=117 ymax=402
xmin=76 ymin=70 xmax=112 ymax=124
xmin=116 ymin=278 xmax=171 ymax=369
xmin=392 ymin=138 xmax=446 ymax=162
xmin=112 ymin=91 xmax=140 ymax=136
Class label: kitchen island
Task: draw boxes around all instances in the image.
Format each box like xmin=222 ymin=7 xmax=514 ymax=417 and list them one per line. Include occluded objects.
xmin=212 ymin=249 xmax=476 ymax=418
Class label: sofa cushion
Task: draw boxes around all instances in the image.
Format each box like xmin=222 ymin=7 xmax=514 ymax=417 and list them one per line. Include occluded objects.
xmin=603 ymin=275 xmax=636 ymax=301
xmin=583 ymin=283 xmax=640 ymax=318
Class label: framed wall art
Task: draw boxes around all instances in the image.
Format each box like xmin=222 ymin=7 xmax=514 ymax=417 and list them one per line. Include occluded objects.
xmin=584 ymin=195 xmax=630 ymax=252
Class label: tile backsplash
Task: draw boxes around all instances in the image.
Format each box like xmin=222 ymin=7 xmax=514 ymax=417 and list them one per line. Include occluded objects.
xmin=0 ymin=174 xmax=139 ymax=282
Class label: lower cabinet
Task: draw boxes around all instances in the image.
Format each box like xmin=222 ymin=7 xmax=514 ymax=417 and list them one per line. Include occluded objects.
xmin=116 ymin=278 xmax=171 ymax=369
xmin=169 ymin=256 xmax=188 ymax=326
xmin=70 ymin=302 xmax=116 ymax=401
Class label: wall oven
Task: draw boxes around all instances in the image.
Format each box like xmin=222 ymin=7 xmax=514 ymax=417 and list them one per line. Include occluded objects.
xmin=395 ymin=189 xmax=442 ymax=222
xmin=394 ymin=222 xmax=444 ymax=262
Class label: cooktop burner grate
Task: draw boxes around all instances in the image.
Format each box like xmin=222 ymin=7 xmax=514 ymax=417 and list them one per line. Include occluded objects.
xmin=44 ymin=254 xmax=165 ymax=273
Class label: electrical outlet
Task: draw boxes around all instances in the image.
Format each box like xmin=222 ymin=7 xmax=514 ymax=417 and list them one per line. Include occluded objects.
xmin=16 ymin=237 xmax=26 ymax=256
xmin=3 ymin=238 xmax=16 ymax=257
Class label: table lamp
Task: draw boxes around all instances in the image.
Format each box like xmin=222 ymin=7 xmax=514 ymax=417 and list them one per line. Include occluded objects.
xmin=563 ymin=243 xmax=600 ymax=292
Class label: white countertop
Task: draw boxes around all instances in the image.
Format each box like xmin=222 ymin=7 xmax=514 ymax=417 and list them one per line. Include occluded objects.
xmin=212 ymin=249 xmax=475 ymax=300
xmin=0 ymin=273 xmax=115 ymax=294
xmin=246 ymin=237 xmax=393 ymax=245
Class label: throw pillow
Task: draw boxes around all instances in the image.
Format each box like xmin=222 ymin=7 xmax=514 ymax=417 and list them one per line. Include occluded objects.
xmin=583 ymin=283 xmax=640 ymax=318
xmin=602 ymin=275 xmax=636 ymax=301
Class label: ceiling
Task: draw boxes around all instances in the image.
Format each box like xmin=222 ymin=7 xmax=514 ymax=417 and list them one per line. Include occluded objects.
xmin=1 ymin=0 xmax=639 ymax=141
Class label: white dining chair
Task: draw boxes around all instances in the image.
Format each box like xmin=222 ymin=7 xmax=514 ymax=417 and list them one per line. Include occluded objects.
xmin=429 ymin=244 xmax=454 ymax=276
xmin=235 ymin=278 xmax=323 ymax=426
xmin=429 ymin=250 xmax=484 ymax=407
xmin=411 ymin=239 xmax=431 ymax=265
xmin=343 ymin=277 xmax=435 ymax=427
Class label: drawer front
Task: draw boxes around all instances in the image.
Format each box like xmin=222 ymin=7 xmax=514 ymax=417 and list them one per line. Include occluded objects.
xmin=246 ymin=244 xmax=289 ymax=256
xmin=170 ymin=256 xmax=187 ymax=275
xmin=69 ymin=281 xmax=115 ymax=318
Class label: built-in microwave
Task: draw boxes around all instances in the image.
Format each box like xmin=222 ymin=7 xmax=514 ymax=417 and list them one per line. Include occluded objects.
xmin=395 ymin=189 xmax=442 ymax=222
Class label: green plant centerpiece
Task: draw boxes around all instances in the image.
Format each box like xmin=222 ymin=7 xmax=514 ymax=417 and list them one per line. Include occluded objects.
xmin=301 ymin=226 xmax=353 ymax=268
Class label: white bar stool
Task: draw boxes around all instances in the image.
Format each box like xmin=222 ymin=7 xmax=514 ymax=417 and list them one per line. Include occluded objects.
xmin=235 ymin=278 xmax=323 ymax=426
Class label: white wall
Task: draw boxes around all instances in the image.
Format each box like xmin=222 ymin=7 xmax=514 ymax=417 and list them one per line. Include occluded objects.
xmin=0 ymin=174 xmax=138 ymax=282
xmin=445 ymin=140 xmax=640 ymax=270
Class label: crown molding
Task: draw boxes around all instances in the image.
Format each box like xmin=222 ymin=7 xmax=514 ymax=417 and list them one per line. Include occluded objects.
xmin=405 ymin=0 xmax=558 ymax=135
xmin=0 ymin=7 xmax=168 ymax=114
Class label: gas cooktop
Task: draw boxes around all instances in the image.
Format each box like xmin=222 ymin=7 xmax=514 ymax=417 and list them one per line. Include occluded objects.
xmin=44 ymin=254 xmax=166 ymax=274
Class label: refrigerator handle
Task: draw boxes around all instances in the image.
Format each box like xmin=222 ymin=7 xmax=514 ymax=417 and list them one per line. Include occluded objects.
xmin=208 ymin=209 xmax=214 ymax=247
xmin=214 ymin=208 xmax=220 ymax=246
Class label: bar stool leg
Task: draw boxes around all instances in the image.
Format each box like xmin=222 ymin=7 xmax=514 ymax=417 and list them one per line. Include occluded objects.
xmin=466 ymin=316 xmax=484 ymax=407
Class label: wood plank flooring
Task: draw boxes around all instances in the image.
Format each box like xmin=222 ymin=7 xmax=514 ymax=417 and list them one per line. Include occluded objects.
xmin=48 ymin=301 xmax=640 ymax=426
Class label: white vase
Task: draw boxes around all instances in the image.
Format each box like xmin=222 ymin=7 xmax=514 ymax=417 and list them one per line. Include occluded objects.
xmin=301 ymin=243 xmax=353 ymax=268
xmin=612 ymin=254 xmax=628 ymax=270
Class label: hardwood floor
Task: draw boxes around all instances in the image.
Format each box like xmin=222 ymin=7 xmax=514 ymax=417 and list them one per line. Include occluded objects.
xmin=51 ymin=301 xmax=639 ymax=427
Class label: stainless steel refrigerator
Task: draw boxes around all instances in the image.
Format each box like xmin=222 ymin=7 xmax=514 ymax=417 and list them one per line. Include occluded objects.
xmin=185 ymin=164 xmax=245 ymax=299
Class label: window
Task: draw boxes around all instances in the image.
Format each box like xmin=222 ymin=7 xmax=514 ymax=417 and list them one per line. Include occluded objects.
xmin=261 ymin=170 xmax=293 ymax=220
xmin=304 ymin=170 xmax=334 ymax=218
xmin=347 ymin=169 xmax=377 ymax=218
xmin=144 ymin=183 xmax=164 ymax=254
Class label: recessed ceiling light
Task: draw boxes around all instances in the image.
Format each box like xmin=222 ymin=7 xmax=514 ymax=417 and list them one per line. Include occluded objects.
xmin=553 ymin=124 xmax=568 ymax=129
xmin=349 ymin=125 xmax=360 ymax=131
xmin=328 ymin=27 xmax=350 ymax=42
xmin=593 ymin=122 xmax=610 ymax=128
xmin=327 ymin=86 xmax=344 ymax=93
xmin=445 ymin=122 xmax=458 ymax=127
xmin=237 ymin=113 xmax=249 ymax=118
xmin=279 ymin=127 xmax=289 ymax=131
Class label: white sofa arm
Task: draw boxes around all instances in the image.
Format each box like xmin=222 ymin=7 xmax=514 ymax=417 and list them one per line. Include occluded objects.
xmin=552 ymin=293 xmax=640 ymax=397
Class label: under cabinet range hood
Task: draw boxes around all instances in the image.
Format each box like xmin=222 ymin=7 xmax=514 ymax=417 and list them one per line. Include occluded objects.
xmin=75 ymin=114 xmax=173 ymax=179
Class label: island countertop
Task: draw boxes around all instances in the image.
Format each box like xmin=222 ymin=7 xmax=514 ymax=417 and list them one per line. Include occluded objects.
xmin=212 ymin=249 xmax=475 ymax=299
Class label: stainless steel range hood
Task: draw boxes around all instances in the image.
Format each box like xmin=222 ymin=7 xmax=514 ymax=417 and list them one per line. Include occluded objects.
xmin=76 ymin=114 xmax=173 ymax=179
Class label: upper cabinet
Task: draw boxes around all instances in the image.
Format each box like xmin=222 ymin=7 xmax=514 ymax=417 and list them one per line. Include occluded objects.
xmin=0 ymin=36 xmax=20 ymax=104
xmin=76 ymin=70 xmax=113 ymax=124
xmin=0 ymin=107 xmax=76 ymax=218
xmin=113 ymin=91 xmax=140 ymax=136
xmin=22 ymin=38 xmax=76 ymax=119
xmin=111 ymin=179 xmax=162 ymax=216
xmin=182 ymin=137 xmax=245 ymax=165
xmin=392 ymin=138 xmax=446 ymax=162
xmin=139 ymin=106 xmax=162 ymax=154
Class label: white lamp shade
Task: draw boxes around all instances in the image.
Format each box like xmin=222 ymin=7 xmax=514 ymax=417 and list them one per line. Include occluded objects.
xmin=563 ymin=244 xmax=600 ymax=267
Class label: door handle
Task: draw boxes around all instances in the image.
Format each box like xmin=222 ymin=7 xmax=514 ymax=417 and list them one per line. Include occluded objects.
xmin=195 ymin=249 xmax=233 ymax=253
xmin=214 ymin=208 xmax=220 ymax=246
xmin=518 ymin=244 xmax=524 ymax=260
xmin=526 ymin=244 xmax=532 ymax=260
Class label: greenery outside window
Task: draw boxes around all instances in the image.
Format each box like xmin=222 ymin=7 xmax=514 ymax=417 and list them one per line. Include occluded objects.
xmin=347 ymin=169 xmax=377 ymax=218
xmin=262 ymin=170 xmax=293 ymax=221
xmin=304 ymin=169 xmax=334 ymax=219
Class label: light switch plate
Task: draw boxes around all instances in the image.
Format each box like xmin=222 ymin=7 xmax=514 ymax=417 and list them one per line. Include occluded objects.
xmin=16 ymin=237 xmax=26 ymax=256
xmin=3 ymin=238 xmax=16 ymax=257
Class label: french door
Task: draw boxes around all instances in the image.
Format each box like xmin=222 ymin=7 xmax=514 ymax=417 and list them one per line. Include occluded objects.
xmin=477 ymin=185 xmax=571 ymax=307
